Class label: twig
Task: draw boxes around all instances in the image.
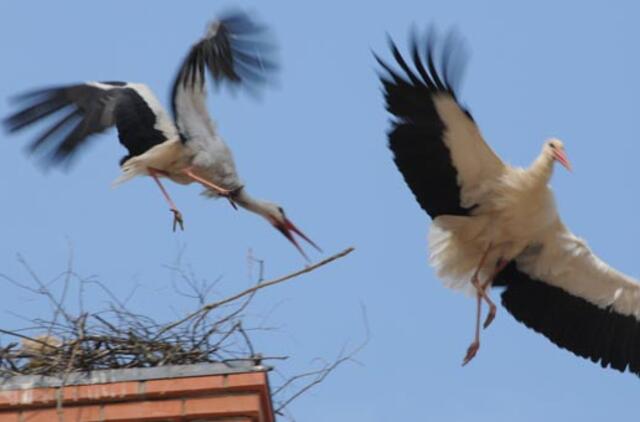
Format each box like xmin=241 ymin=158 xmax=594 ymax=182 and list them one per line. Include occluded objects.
xmin=154 ymin=247 xmax=355 ymax=339
xmin=0 ymin=244 xmax=359 ymax=418
xmin=273 ymin=303 xmax=370 ymax=415
xmin=0 ymin=328 xmax=57 ymax=348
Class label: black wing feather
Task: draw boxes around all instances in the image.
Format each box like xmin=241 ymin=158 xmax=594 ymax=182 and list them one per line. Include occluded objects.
xmin=29 ymin=109 xmax=83 ymax=152
xmin=171 ymin=11 xmax=278 ymax=119
xmin=495 ymin=263 xmax=640 ymax=375
xmin=4 ymin=83 xmax=170 ymax=166
xmin=377 ymin=29 xmax=473 ymax=218
xmin=115 ymin=89 xmax=170 ymax=165
xmin=6 ymin=92 xmax=71 ymax=132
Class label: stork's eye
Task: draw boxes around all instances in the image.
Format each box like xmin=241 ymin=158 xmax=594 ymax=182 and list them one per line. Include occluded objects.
xmin=549 ymin=143 xmax=556 ymax=149
xmin=278 ymin=206 xmax=285 ymax=215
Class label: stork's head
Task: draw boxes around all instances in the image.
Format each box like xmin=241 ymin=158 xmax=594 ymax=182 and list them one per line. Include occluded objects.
xmin=545 ymin=138 xmax=572 ymax=171
xmin=259 ymin=202 xmax=322 ymax=261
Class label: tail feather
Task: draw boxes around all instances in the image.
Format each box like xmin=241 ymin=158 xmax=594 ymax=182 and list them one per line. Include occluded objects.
xmin=112 ymin=157 xmax=145 ymax=187
xmin=428 ymin=215 xmax=491 ymax=296
xmin=111 ymin=139 xmax=185 ymax=188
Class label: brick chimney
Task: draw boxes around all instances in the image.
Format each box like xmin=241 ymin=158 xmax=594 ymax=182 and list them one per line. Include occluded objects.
xmin=0 ymin=360 xmax=274 ymax=421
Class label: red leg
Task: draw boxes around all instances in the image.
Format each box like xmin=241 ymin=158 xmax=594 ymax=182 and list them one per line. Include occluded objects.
xmin=182 ymin=168 xmax=230 ymax=195
xmin=462 ymin=244 xmax=492 ymax=366
xmin=480 ymin=259 xmax=509 ymax=329
xmin=182 ymin=168 xmax=237 ymax=209
xmin=148 ymin=168 xmax=184 ymax=231
xmin=462 ymin=293 xmax=483 ymax=366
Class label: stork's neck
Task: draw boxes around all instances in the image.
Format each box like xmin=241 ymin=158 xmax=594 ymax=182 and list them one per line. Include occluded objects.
xmin=233 ymin=187 xmax=271 ymax=218
xmin=526 ymin=151 xmax=555 ymax=188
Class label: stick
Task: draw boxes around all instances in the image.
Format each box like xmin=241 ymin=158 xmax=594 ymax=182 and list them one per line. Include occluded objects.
xmin=154 ymin=247 xmax=355 ymax=339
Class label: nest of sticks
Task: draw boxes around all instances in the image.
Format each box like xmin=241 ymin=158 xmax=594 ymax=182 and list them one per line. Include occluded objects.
xmin=0 ymin=248 xmax=354 ymax=376
xmin=0 ymin=247 xmax=360 ymax=418
xmin=1 ymin=312 xmax=261 ymax=376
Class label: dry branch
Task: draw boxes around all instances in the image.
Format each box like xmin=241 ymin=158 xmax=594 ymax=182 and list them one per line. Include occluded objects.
xmin=0 ymin=247 xmax=355 ymax=378
xmin=156 ymin=247 xmax=355 ymax=337
xmin=0 ymin=246 xmax=359 ymax=419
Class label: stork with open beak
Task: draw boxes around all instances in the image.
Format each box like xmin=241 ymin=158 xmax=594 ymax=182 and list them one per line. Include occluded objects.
xmin=4 ymin=11 xmax=320 ymax=260
xmin=377 ymin=29 xmax=640 ymax=373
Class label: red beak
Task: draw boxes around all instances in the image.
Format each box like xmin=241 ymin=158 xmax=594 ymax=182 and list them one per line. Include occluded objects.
xmin=553 ymin=149 xmax=572 ymax=172
xmin=274 ymin=218 xmax=322 ymax=261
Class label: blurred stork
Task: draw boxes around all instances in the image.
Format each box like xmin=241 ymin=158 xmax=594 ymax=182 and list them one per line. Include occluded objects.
xmin=4 ymin=11 xmax=320 ymax=260
xmin=377 ymin=29 xmax=640 ymax=373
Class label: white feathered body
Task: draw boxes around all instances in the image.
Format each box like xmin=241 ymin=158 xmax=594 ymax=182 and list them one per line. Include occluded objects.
xmin=113 ymin=76 xmax=243 ymax=197
xmin=379 ymin=30 xmax=640 ymax=373
xmin=114 ymin=134 xmax=242 ymax=198
xmin=429 ymin=151 xmax=640 ymax=319
xmin=429 ymin=154 xmax=560 ymax=294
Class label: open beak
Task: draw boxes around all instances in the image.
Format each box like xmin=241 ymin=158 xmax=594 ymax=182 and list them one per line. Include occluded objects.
xmin=274 ymin=218 xmax=322 ymax=261
xmin=554 ymin=148 xmax=572 ymax=172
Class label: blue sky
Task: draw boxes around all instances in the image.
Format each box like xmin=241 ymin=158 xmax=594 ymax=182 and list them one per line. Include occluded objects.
xmin=2 ymin=1 xmax=640 ymax=421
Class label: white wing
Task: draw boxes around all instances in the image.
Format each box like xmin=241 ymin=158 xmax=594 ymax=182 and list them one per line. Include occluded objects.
xmin=517 ymin=221 xmax=640 ymax=318
xmin=433 ymin=94 xmax=505 ymax=210
xmin=497 ymin=220 xmax=640 ymax=374
xmin=170 ymin=13 xmax=275 ymax=151
xmin=170 ymin=11 xmax=277 ymax=189
xmin=377 ymin=31 xmax=505 ymax=219
xmin=5 ymin=81 xmax=178 ymax=166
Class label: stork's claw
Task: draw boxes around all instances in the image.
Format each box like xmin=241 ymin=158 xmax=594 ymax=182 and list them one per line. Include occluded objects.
xmin=483 ymin=304 xmax=497 ymax=329
xmin=171 ymin=209 xmax=184 ymax=232
xmin=212 ymin=190 xmax=237 ymax=210
xmin=462 ymin=341 xmax=480 ymax=366
xmin=214 ymin=188 xmax=238 ymax=210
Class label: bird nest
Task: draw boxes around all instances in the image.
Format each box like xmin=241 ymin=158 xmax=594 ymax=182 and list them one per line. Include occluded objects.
xmin=0 ymin=312 xmax=259 ymax=377
xmin=0 ymin=248 xmax=359 ymax=417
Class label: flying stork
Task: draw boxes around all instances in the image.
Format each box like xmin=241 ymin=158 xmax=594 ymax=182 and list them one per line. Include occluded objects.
xmin=4 ymin=12 xmax=320 ymax=260
xmin=377 ymin=30 xmax=640 ymax=373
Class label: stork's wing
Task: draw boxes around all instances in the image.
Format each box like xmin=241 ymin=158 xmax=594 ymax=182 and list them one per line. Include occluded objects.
xmin=377 ymin=31 xmax=505 ymax=218
xmin=495 ymin=221 xmax=640 ymax=375
xmin=4 ymin=82 xmax=178 ymax=166
xmin=171 ymin=11 xmax=277 ymax=143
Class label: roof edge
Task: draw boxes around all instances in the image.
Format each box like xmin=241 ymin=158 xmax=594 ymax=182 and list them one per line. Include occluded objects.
xmin=0 ymin=360 xmax=272 ymax=391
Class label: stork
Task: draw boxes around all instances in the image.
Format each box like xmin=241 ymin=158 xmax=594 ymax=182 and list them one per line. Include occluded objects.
xmin=4 ymin=12 xmax=320 ymax=260
xmin=377 ymin=30 xmax=640 ymax=373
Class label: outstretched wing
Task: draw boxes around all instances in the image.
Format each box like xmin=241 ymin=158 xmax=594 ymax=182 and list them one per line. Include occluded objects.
xmin=4 ymin=82 xmax=178 ymax=166
xmin=171 ymin=11 xmax=278 ymax=144
xmin=377 ymin=30 xmax=505 ymax=218
xmin=495 ymin=221 xmax=640 ymax=375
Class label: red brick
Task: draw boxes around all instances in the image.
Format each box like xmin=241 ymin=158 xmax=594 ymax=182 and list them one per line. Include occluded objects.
xmin=16 ymin=405 xmax=102 ymax=422
xmin=0 ymin=410 xmax=19 ymax=422
xmin=102 ymin=398 xmax=183 ymax=421
xmin=144 ymin=372 xmax=266 ymax=398
xmin=67 ymin=381 xmax=139 ymax=404
xmin=0 ymin=369 xmax=274 ymax=422
xmin=0 ymin=387 xmax=57 ymax=409
xmin=184 ymin=393 xmax=262 ymax=419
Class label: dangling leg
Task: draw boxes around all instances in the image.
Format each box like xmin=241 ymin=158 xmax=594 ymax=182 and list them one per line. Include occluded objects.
xmin=182 ymin=168 xmax=238 ymax=210
xmin=462 ymin=244 xmax=493 ymax=366
xmin=148 ymin=168 xmax=184 ymax=232
xmin=462 ymin=291 xmax=484 ymax=366
xmin=480 ymin=258 xmax=509 ymax=329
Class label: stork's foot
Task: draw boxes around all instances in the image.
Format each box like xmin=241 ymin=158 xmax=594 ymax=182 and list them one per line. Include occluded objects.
xmin=483 ymin=303 xmax=497 ymax=329
xmin=212 ymin=188 xmax=240 ymax=210
xmin=462 ymin=341 xmax=480 ymax=366
xmin=171 ymin=209 xmax=184 ymax=232
xmin=204 ymin=187 xmax=239 ymax=210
